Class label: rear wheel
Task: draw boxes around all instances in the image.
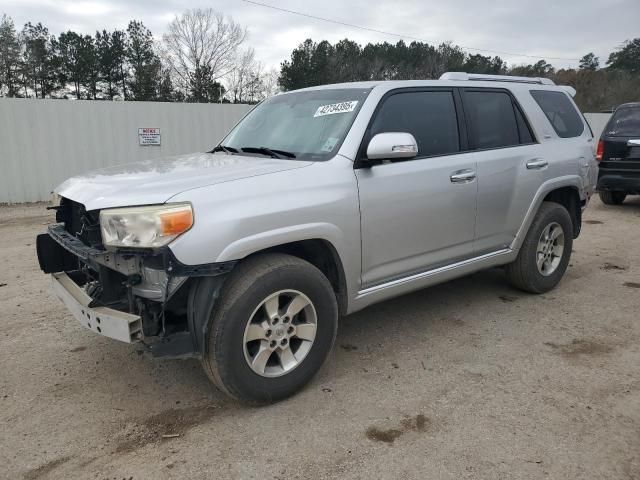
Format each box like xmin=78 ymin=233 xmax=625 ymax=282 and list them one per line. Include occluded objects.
xmin=202 ymin=253 xmax=338 ymax=404
xmin=505 ymin=202 xmax=573 ymax=294
xmin=599 ymin=191 xmax=626 ymax=205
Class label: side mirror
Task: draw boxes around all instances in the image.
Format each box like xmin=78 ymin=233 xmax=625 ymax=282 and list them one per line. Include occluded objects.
xmin=366 ymin=132 xmax=418 ymax=161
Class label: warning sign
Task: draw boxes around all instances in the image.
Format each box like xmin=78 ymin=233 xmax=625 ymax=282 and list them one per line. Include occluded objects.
xmin=138 ymin=128 xmax=161 ymax=146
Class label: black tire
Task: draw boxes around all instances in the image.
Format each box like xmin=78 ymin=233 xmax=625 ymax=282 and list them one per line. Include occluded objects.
xmin=505 ymin=201 xmax=573 ymax=294
xmin=599 ymin=191 xmax=626 ymax=205
xmin=202 ymin=253 xmax=338 ymax=404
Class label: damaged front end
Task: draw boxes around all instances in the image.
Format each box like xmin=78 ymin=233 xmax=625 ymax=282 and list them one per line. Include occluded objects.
xmin=36 ymin=198 xmax=235 ymax=358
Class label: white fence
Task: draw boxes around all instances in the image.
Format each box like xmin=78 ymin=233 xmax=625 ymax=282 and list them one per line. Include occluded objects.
xmin=0 ymin=99 xmax=611 ymax=203
xmin=0 ymin=99 xmax=252 ymax=203
xmin=584 ymin=113 xmax=611 ymax=140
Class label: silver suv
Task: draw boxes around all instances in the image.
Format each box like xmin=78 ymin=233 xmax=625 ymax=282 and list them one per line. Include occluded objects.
xmin=37 ymin=73 xmax=597 ymax=403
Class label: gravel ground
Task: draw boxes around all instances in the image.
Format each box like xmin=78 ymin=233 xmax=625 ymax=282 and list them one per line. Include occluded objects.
xmin=1 ymin=197 xmax=639 ymax=480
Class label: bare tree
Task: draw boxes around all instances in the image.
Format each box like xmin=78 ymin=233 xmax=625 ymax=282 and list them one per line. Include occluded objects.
xmin=260 ymin=68 xmax=281 ymax=99
xmin=244 ymin=65 xmax=263 ymax=103
xmin=163 ymin=8 xmax=246 ymax=101
xmin=226 ymin=52 xmax=281 ymax=103
xmin=226 ymin=47 xmax=258 ymax=103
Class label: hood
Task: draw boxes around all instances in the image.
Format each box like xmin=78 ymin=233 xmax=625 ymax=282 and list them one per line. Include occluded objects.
xmin=56 ymin=152 xmax=312 ymax=211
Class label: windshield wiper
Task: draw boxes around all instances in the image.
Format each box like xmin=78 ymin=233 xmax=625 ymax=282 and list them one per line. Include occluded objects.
xmin=240 ymin=147 xmax=296 ymax=159
xmin=210 ymin=144 xmax=239 ymax=154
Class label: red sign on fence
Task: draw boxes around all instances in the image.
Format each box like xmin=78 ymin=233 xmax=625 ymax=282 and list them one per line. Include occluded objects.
xmin=138 ymin=128 xmax=161 ymax=146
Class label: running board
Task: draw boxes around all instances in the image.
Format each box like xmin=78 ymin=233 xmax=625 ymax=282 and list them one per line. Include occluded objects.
xmin=350 ymin=249 xmax=515 ymax=313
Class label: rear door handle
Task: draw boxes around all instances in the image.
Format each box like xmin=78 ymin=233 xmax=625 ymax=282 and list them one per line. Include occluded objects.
xmin=450 ymin=169 xmax=476 ymax=184
xmin=526 ymin=159 xmax=548 ymax=170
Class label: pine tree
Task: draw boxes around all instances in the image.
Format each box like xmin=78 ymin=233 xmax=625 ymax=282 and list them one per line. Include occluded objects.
xmin=579 ymin=53 xmax=599 ymax=71
xmin=96 ymin=29 xmax=128 ymax=99
xmin=607 ymin=39 xmax=640 ymax=74
xmin=157 ymin=63 xmax=175 ymax=102
xmin=22 ymin=22 xmax=60 ymax=97
xmin=111 ymin=30 xmax=128 ymax=99
xmin=0 ymin=14 xmax=22 ymax=97
xmin=57 ymin=31 xmax=87 ymax=99
xmin=83 ymin=35 xmax=100 ymax=99
xmin=126 ymin=20 xmax=159 ymax=101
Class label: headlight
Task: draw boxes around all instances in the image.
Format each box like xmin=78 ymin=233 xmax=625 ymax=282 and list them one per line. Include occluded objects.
xmin=100 ymin=203 xmax=193 ymax=249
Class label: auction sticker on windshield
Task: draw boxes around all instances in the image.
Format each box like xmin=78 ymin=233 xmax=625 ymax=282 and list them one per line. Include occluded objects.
xmin=314 ymin=101 xmax=359 ymax=118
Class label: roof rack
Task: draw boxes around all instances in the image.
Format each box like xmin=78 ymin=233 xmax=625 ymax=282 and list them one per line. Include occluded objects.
xmin=440 ymin=72 xmax=556 ymax=86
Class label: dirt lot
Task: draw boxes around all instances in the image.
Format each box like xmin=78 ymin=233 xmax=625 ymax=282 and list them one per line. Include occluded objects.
xmin=1 ymin=197 xmax=639 ymax=480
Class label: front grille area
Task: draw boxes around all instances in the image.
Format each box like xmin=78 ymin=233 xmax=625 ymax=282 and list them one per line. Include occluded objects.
xmin=57 ymin=198 xmax=104 ymax=250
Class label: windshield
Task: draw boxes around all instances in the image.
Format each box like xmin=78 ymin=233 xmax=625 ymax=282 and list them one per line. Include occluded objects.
xmin=606 ymin=107 xmax=640 ymax=136
xmin=220 ymin=87 xmax=372 ymax=160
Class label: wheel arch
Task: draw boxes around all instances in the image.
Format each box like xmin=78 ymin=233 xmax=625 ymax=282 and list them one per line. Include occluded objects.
xmin=214 ymin=223 xmax=351 ymax=315
xmin=246 ymin=239 xmax=349 ymax=316
xmin=512 ymin=176 xmax=584 ymax=251
xmin=543 ymin=186 xmax=582 ymax=239
xmin=187 ymin=236 xmax=349 ymax=360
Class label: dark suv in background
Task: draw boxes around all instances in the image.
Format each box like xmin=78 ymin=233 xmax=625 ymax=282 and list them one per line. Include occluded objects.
xmin=597 ymin=102 xmax=640 ymax=205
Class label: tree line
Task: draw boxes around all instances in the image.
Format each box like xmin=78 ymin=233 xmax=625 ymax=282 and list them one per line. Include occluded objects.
xmin=2 ymin=7 xmax=639 ymax=111
xmin=280 ymin=38 xmax=640 ymax=112
xmin=0 ymin=9 xmax=279 ymax=103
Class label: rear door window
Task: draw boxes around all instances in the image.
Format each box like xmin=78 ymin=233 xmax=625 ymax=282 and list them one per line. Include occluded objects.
xmin=462 ymin=90 xmax=530 ymax=149
xmin=530 ymin=90 xmax=584 ymax=138
xmin=370 ymin=90 xmax=460 ymax=158
xmin=605 ymin=107 xmax=640 ymax=137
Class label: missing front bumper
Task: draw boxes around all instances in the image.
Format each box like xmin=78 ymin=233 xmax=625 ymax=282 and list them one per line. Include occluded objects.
xmin=39 ymin=220 xmax=235 ymax=357
xmin=51 ymin=272 xmax=142 ymax=343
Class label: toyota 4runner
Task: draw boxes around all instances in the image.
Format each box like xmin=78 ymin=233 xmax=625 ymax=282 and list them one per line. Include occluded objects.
xmin=37 ymin=73 xmax=597 ymax=403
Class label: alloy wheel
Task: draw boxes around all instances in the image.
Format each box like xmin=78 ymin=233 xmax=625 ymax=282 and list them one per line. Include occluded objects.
xmin=242 ymin=290 xmax=318 ymax=377
xmin=536 ymin=222 xmax=565 ymax=276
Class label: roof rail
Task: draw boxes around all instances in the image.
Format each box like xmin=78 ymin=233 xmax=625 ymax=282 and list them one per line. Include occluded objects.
xmin=440 ymin=72 xmax=556 ymax=86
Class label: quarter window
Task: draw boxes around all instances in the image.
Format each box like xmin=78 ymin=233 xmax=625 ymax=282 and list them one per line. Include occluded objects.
xmin=370 ymin=91 xmax=460 ymax=158
xmin=530 ymin=90 xmax=584 ymax=138
xmin=463 ymin=90 xmax=524 ymax=149
xmin=515 ymin=105 xmax=535 ymax=144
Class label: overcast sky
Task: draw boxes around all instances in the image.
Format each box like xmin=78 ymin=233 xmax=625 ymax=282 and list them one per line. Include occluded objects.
xmin=3 ymin=0 xmax=639 ymax=71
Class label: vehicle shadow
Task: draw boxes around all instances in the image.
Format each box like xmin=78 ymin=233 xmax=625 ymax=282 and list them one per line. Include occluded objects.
xmin=125 ymin=267 xmax=515 ymax=404
xmin=596 ymin=194 xmax=640 ymax=209
xmin=337 ymin=267 xmax=512 ymax=351
xmin=619 ymin=196 xmax=640 ymax=208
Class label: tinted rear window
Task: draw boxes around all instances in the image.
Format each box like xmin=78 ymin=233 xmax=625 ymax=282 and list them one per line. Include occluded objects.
xmin=463 ymin=90 xmax=522 ymax=149
xmin=530 ymin=90 xmax=584 ymax=138
xmin=605 ymin=107 xmax=640 ymax=137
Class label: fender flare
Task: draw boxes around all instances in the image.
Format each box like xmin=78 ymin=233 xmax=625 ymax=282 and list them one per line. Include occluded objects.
xmin=215 ymin=222 xmax=346 ymax=263
xmin=188 ymin=224 xmax=349 ymax=354
xmin=510 ymin=175 xmax=583 ymax=251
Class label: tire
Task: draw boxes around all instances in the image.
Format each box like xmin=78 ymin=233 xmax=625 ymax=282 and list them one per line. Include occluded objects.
xmin=505 ymin=201 xmax=573 ymax=294
xmin=202 ymin=253 xmax=338 ymax=404
xmin=599 ymin=191 xmax=626 ymax=205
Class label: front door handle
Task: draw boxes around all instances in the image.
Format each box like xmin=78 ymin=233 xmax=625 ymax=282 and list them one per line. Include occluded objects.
xmin=450 ymin=169 xmax=476 ymax=184
xmin=526 ymin=159 xmax=548 ymax=170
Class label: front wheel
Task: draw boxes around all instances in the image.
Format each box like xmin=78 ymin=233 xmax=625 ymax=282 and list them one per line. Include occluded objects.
xmin=505 ymin=202 xmax=573 ymax=294
xmin=599 ymin=191 xmax=626 ymax=205
xmin=202 ymin=253 xmax=338 ymax=404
